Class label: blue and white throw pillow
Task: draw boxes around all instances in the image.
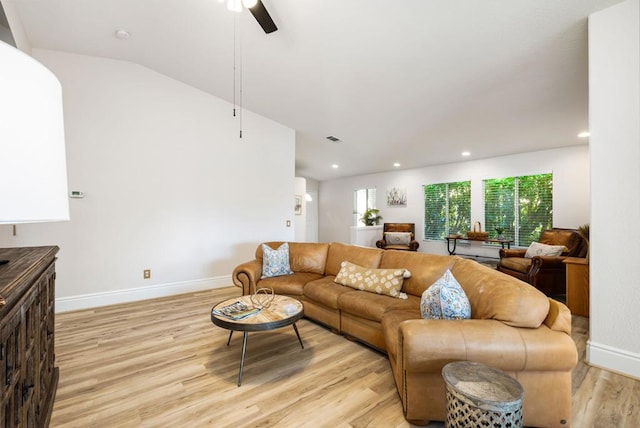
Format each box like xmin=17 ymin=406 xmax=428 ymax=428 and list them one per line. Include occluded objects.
xmin=420 ymin=269 xmax=471 ymax=320
xmin=261 ymin=243 xmax=294 ymax=279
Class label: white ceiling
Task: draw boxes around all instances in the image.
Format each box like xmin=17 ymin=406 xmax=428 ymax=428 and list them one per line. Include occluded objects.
xmin=3 ymin=0 xmax=624 ymax=180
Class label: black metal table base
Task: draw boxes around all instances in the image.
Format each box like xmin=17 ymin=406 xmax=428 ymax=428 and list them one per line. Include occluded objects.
xmin=227 ymin=323 xmax=304 ymax=386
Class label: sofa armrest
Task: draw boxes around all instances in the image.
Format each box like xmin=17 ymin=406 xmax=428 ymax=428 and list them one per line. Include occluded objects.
xmin=232 ymin=260 xmax=262 ymax=295
xmin=375 ymin=239 xmax=386 ymax=249
xmin=409 ymin=240 xmax=420 ymax=251
xmin=499 ymin=248 xmax=527 ymax=258
xmin=398 ymin=318 xmax=576 ymax=373
xmin=527 ymin=255 xmax=568 ymax=279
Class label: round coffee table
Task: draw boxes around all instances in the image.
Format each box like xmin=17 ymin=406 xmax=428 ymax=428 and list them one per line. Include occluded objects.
xmin=211 ymin=295 xmax=304 ymax=386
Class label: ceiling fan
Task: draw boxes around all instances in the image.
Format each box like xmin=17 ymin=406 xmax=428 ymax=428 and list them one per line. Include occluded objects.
xmin=229 ymin=0 xmax=278 ymax=34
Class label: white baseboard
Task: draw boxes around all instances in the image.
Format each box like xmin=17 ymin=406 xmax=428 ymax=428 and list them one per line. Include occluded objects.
xmin=56 ymin=276 xmax=233 ymax=313
xmin=587 ymin=340 xmax=640 ymax=380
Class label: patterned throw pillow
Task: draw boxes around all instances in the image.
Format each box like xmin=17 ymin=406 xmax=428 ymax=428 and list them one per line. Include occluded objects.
xmin=524 ymin=242 xmax=567 ymax=258
xmin=420 ymin=269 xmax=471 ymax=319
xmin=334 ymin=261 xmax=410 ymax=298
xmin=261 ymin=243 xmax=294 ymax=279
xmin=384 ymin=232 xmax=412 ymax=246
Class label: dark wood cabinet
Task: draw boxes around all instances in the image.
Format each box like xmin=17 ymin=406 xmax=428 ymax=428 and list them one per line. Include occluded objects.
xmin=0 ymin=247 xmax=59 ymax=427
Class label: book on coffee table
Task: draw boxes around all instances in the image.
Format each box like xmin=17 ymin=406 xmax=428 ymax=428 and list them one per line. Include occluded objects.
xmin=212 ymin=300 xmax=260 ymax=320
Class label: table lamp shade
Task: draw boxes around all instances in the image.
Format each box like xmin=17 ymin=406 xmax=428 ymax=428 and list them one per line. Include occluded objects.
xmin=0 ymin=40 xmax=69 ymax=224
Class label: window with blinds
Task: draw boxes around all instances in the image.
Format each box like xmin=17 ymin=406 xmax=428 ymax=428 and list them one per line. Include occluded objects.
xmin=484 ymin=173 xmax=553 ymax=246
xmin=423 ymin=180 xmax=471 ymax=240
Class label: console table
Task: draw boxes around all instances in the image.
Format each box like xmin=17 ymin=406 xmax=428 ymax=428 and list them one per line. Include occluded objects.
xmin=0 ymin=246 xmax=59 ymax=427
xmin=445 ymin=236 xmax=513 ymax=256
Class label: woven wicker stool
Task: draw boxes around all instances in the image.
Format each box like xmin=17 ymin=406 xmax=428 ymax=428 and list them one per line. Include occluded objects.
xmin=442 ymin=361 xmax=524 ymax=428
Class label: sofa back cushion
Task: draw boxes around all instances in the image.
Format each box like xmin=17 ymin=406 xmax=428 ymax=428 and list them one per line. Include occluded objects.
xmin=256 ymin=242 xmax=329 ymax=275
xmin=325 ymin=242 xmax=383 ymax=276
xmin=451 ymin=258 xmax=550 ymax=328
xmin=379 ymin=250 xmax=456 ymax=297
xmin=538 ymin=228 xmax=587 ymax=257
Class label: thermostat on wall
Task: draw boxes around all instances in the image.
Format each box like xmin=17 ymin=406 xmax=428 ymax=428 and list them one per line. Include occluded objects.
xmin=69 ymin=190 xmax=85 ymax=198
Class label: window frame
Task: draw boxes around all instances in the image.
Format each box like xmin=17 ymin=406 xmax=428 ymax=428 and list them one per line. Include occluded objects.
xmin=353 ymin=187 xmax=377 ymax=226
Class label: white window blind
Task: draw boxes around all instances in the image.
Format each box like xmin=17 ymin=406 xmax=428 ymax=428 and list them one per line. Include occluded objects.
xmin=423 ymin=181 xmax=471 ymax=240
xmin=483 ymin=173 xmax=553 ymax=246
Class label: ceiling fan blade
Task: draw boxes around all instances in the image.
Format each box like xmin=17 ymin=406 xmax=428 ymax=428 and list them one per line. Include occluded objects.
xmin=247 ymin=0 xmax=278 ymax=34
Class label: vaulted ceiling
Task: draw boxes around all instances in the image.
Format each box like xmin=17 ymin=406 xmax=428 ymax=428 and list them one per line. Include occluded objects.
xmin=2 ymin=0 xmax=624 ymax=180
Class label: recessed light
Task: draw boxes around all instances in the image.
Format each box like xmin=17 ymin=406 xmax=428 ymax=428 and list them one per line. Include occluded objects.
xmin=114 ymin=29 xmax=131 ymax=40
xmin=578 ymin=131 xmax=590 ymax=138
xmin=393 ymin=162 xmax=401 ymax=167
xmin=461 ymin=151 xmax=471 ymax=157
xmin=331 ymin=164 xmax=339 ymax=169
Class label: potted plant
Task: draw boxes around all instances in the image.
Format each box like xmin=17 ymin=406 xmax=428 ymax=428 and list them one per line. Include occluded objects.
xmin=495 ymin=226 xmax=505 ymax=240
xmin=361 ymin=208 xmax=383 ymax=226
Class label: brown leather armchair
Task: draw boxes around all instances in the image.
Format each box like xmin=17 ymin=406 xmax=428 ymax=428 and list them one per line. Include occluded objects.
xmin=376 ymin=223 xmax=420 ymax=251
xmin=497 ymin=228 xmax=588 ymax=296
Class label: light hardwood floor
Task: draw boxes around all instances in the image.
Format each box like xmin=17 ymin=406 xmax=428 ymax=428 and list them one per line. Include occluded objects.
xmin=51 ymin=287 xmax=639 ymax=428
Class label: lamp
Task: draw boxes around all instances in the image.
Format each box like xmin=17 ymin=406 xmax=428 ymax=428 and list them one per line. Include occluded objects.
xmin=0 ymin=40 xmax=70 ymax=264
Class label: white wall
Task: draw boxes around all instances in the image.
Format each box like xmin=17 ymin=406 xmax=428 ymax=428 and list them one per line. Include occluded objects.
xmin=294 ymin=177 xmax=306 ymax=241
xmin=319 ymin=145 xmax=590 ymax=257
xmin=305 ymin=178 xmax=319 ymax=242
xmin=588 ymin=0 xmax=640 ymax=379
xmin=0 ymin=50 xmax=295 ymax=311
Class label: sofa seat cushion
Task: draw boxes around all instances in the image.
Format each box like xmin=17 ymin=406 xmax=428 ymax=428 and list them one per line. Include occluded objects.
xmin=303 ymin=276 xmax=350 ymax=309
xmin=383 ymin=244 xmax=412 ymax=250
xmin=338 ymin=290 xmax=420 ymax=322
xmin=257 ymin=272 xmax=323 ymax=296
xmin=499 ymin=257 xmax=532 ymax=274
xmin=381 ymin=309 xmax=421 ymax=361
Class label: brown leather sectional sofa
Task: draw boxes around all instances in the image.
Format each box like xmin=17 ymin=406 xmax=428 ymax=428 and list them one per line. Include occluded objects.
xmin=232 ymin=241 xmax=577 ymax=427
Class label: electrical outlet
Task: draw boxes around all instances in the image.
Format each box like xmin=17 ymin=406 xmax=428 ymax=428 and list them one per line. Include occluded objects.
xmin=143 ymin=269 xmax=151 ymax=279
xmin=286 ymin=220 xmax=291 ymax=227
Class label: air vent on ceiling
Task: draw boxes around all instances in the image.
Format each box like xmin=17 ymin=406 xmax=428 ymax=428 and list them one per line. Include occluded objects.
xmin=326 ymin=136 xmax=341 ymax=142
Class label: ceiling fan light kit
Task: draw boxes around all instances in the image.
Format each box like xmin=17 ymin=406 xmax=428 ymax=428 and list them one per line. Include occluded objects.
xmin=225 ymin=0 xmax=277 ymax=34
xmin=247 ymin=0 xmax=278 ymax=33
xmin=241 ymin=0 xmax=258 ymax=8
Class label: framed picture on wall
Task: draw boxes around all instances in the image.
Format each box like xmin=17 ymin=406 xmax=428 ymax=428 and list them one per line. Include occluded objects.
xmin=387 ymin=187 xmax=407 ymax=207
xmin=294 ymin=195 xmax=302 ymax=215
